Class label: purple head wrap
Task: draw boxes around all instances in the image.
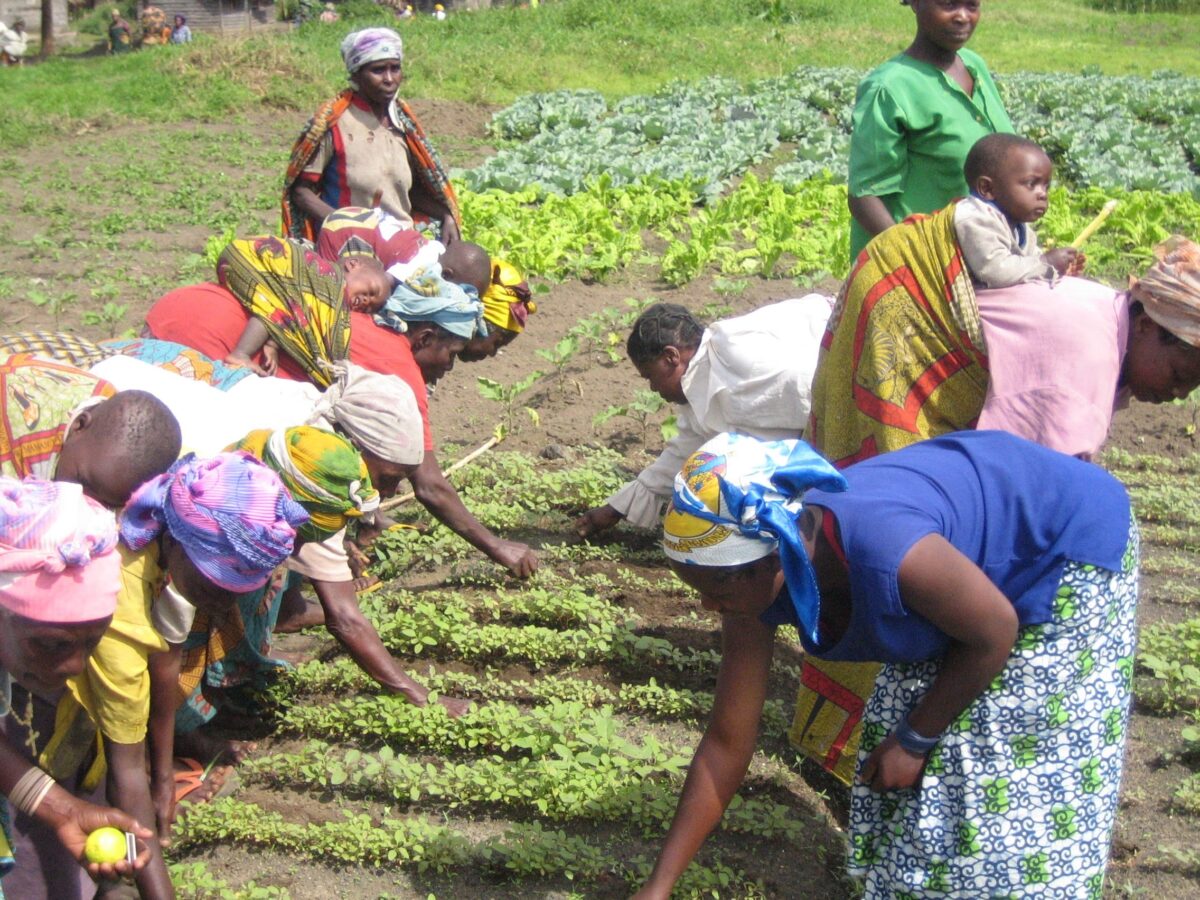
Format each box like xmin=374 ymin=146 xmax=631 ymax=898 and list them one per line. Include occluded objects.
xmin=120 ymin=452 xmax=309 ymax=593
xmin=340 ymin=27 xmax=403 ymax=78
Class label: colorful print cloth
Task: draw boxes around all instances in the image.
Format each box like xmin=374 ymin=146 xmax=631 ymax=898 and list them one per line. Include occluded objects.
xmin=281 ymin=90 xmax=460 ymax=242
xmin=232 ymin=426 xmax=378 ymax=543
xmin=175 ymin=570 xmax=294 ymax=732
xmin=217 ymin=236 xmax=349 ymax=388
xmin=794 ymin=204 xmax=990 ymax=783
xmin=849 ymin=521 xmax=1139 ymax=897
xmin=0 ymin=332 xmax=113 ymax=369
xmin=0 ymin=354 xmax=116 ymax=481
xmin=102 ymin=338 xmax=253 ymax=391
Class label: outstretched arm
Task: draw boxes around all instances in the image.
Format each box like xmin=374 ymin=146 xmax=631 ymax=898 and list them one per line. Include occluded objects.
xmin=147 ymin=644 xmax=183 ymax=842
xmin=636 ymin=615 xmax=776 ymax=899
xmin=860 ymin=534 xmax=1019 ymax=792
xmin=310 ymin=577 xmax=470 ymax=716
xmin=409 ymin=455 xmax=538 ymax=577
xmin=225 ymin=318 xmax=275 ymax=376
xmin=105 ymin=739 xmax=176 ymax=899
xmin=290 ymin=183 xmax=335 ymax=232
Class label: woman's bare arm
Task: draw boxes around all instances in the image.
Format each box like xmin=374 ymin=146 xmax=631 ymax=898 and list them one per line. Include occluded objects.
xmin=861 ymin=534 xmax=1018 ymax=792
xmin=847 ymin=194 xmax=897 ymax=241
xmin=635 ymin=614 xmax=776 ymax=899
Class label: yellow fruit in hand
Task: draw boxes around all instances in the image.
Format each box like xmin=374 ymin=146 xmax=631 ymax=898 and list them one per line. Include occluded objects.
xmin=84 ymin=826 xmax=126 ymax=865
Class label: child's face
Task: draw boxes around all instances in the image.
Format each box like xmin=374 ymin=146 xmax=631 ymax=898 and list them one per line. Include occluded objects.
xmin=978 ymin=146 xmax=1053 ymax=224
xmin=343 ymin=263 xmax=392 ymax=314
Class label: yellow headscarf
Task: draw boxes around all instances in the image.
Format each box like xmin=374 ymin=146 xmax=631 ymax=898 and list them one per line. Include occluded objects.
xmin=481 ymin=259 xmax=537 ymax=334
xmin=229 ymin=426 xmax=379 ymax=542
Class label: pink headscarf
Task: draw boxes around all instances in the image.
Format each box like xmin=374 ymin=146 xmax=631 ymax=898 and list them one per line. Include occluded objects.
xmin=0 ymin=477 xmax=121 ymax=623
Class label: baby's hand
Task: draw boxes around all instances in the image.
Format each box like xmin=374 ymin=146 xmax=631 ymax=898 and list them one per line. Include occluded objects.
xmin=260 ymin=341 xmax=279 ymax=377
xmin=1043 ymin=247 xmax=1084 ymax=276
xmin=224 ymin=351 xmax=271 ymax=378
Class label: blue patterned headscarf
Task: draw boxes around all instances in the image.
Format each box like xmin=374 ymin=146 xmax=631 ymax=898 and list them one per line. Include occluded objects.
xmin=375 ymin=263 xmax=487 ymax=340
xmin=662 ymin=433 xmax=847 ymax=644
xmin=341 ymin=27 xmax=403 ymax=77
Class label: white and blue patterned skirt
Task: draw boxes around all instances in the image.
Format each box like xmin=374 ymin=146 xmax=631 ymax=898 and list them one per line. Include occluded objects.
xmin=848 ymin=520 xmax=1139 ymax=899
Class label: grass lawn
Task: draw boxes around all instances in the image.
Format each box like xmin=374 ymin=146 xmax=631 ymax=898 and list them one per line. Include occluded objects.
xmin=5 ymin=0 xmax=1200 ymax=148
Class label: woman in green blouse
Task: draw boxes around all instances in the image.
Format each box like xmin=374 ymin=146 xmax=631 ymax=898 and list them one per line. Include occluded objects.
xmin=847 ymin=0 xmax=1012 ymax=260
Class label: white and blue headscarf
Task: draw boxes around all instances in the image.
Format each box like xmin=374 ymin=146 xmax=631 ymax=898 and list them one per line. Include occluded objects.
xmin=662 ymin=433 xmax=847 ymax=644
xmin=374 ymin=261 xmax=487 ymax=340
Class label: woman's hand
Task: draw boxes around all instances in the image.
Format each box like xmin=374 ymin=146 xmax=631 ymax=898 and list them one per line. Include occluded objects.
xmin=38 ymin=785 xmax=154 ymax=881
xmin=440 ymin=216 xmax=461 ymax=245
xmin=858 ymin=733 xmax=928 ymax=792
xmin=574 ymin=504 xmax=623 ymax=539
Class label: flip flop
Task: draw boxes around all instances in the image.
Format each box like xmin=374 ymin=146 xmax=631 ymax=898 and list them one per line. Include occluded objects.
xmin=174 ymin=757 xmax=240 ymax=805
xmin=355 ymin=574 xmax=382 ymax=595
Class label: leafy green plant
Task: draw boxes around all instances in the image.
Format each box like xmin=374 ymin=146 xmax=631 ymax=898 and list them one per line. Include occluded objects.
xmin=477 ymin=371 xmax=544 ymax=434
xmin=594 ymin=390 xmax=672 ymax=444
xmin=81 ymin=302 xmax=129 ymax=337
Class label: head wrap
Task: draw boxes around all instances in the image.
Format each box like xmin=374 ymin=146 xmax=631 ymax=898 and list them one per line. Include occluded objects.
xmin=481 ymin=260 xmax=537 ymax=335
xmin=375 ymin=263 xmax=487 ymax=340
xmin=1131 ymin=235 xmax=1200 ymax=348
xmin=662 ymin=433 xmax=847 ymax=645
xmin=121 ymin=453 xmax=308 ymax=593
xmin=309 ymin=362 xmax=424 ymax=466
xmin=340 ymin=27 xmax=403 ymax=77
xmin=0 ymin=478 xmax=120 ymax=623
xmin=232 ymin=427 xmax=380 ymax=542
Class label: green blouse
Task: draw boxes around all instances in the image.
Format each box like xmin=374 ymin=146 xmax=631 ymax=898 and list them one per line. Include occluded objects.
xmin=847 ymin=48 xmax=1013 ymax=259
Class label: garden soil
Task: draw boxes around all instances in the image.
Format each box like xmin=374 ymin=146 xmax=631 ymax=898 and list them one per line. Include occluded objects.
xmin=5 ymin=103 xmax=1200 ymax=898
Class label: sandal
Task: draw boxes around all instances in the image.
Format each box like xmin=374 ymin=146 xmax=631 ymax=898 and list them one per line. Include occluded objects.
xmin=174 ymin=757 xmax=240 ymax=805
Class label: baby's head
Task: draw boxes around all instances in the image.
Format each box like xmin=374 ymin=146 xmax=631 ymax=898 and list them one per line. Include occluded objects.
xmin=439 ymin=241 xmax=491 ymax=297
xmin=342 ymin=257 xmax=394 ymax=314
xmin=964 ymin=134 xmax=1054 ymax=224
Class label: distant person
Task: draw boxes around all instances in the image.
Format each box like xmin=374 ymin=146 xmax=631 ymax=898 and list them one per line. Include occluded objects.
xmin=170 ymin=14 xmax=192 ymax=44
xmin=282 ymin=27 xmax=461 ymax=243
xmin=320 ymin=2 xmax=340 ymax=22
xmin=955 ymin=134 xmax=1084 ymax=288
xmin=0 ymin=18 xmax=27 ymax=66
xmin=847 ymin=0 xmax=1012 ymax=260
xmin=140 ymin=5 xmax=171 ymax=45
xmin=575 ymin=297 xmax=833 ymax=539
xmin=108 ymin=8 xmax=133 ymax=54
xmin=433 ymin=3 xmax=446 ymax=20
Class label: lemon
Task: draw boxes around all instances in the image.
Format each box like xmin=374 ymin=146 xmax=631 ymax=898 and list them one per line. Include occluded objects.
xmin=84 ymin=827 xmax=126 ymax=865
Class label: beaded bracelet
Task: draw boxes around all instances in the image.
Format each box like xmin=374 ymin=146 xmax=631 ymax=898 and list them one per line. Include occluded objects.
xmin=893 ymin=714 xmax=941 ymax=756
xmin=9 ymin=766 xmax=56 ymax=816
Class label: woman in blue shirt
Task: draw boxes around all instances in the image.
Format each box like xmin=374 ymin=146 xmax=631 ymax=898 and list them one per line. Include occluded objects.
xmin=635 ymin=430 xmax=1137 ymax=899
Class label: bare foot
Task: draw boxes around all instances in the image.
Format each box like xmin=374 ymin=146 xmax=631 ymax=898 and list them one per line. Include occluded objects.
xmin=174 ymin=729 xmax=258 ymax=766
xmin=174 ymin=758 xmax=234 ymax=806
xmin=274 ymin=580 xmax=325 ymax=633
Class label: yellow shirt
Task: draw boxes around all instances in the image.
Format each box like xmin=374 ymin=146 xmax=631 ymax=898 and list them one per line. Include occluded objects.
xmin=66 ymin=543 xmax=169 ymax=745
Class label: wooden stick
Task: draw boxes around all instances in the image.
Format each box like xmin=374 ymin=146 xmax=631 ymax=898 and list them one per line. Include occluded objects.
xmin=379 ymin=433 xmax=505 ymax=511
xmin=1070 ymin=199 xmax=1119 ymax=249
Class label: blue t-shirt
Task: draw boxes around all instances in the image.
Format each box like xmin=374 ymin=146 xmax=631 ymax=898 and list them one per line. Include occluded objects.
xmin=763 ymin=431 xmax=1130 ymax=663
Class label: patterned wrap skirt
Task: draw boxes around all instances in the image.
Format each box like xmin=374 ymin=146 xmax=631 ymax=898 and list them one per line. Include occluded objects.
xmin=849 ymin=519 xmax=1139 ymax=898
